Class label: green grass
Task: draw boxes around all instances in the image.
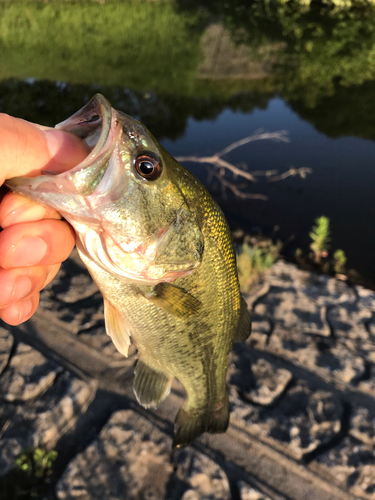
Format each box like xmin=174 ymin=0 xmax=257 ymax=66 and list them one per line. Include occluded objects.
xmin=0 ymin=0 xmax=203 ymax=93
xmin=237 ymin=236 xmax=281 ymax=292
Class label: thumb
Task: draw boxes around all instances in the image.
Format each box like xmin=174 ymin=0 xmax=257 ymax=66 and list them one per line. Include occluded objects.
xmin=0 ymin=113 xmax=89 ymax=186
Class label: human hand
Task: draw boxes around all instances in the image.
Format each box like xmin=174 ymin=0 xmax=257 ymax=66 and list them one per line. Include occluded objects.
xmin=0 ymin=114 xmax=89 ymax=325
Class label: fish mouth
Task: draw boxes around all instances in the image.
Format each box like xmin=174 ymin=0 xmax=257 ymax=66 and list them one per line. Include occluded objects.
xmin=6 ymin=94 xmax=118 ymax=200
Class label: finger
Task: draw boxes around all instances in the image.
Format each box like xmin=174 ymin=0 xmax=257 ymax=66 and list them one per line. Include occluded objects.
xmin=0 ymin=191 xmax=62 ymax=228
xmin=0 ymin=114 xmax=89 ymax=184
xmin=0 ymin=294 xmax=40 ymax=326
xmin=0 ymin=263 xmax=60 ymax=308
xmin=0 ymin=219 xmax=75 ymax=269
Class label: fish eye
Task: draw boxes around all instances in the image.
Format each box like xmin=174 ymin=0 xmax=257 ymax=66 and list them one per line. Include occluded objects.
xmin=135 ymin=155 xmax=162 ymax=180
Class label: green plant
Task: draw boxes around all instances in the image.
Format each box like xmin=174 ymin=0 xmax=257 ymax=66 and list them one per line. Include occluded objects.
xmin=295 ymin=248 xmax=303 ymax=259
xmin=333 ymin=248 xmax=347 ymax=274
xmin=309 ymin=216 xmax=330 ymax=263
xmin=16 ymin=447 xmax=58 ymax=479
xmin=237 ymin=236 xmax=281 ymax=292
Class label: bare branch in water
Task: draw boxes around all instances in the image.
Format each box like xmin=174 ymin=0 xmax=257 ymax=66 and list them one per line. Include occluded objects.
xmin=212 ymin=171 xmax=268 ymax=201
xmin=267 ymin=167 xmax=313 ymax=182
xmin=176 ymin=130 xmax=311 ymax=199
xmin=215 ymin=129 xmax=289 ymax=158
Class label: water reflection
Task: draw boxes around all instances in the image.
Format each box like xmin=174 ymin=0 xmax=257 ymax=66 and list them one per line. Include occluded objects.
xmin=0 ymin=79 xmax=274 ymax=140
xmin=178 ymin=0 xmax=375 ymax=108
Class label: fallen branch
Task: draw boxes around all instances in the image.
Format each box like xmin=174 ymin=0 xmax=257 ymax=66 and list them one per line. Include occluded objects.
xmin=211 ymin=171 xmax=268 ymax=201
xmin=175 ymin=130 xmax=311 ymax=199
xmin=267 ymin=167 xmax=313 ymax=182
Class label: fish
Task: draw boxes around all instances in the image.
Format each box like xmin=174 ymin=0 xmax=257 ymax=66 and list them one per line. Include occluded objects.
xmin=7 ymin=94 xmax=251 ymax=447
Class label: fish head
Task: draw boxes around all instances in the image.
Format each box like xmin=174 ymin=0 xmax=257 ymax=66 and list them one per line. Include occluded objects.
xmin=6 ymin=94 xmax=204 ymax=284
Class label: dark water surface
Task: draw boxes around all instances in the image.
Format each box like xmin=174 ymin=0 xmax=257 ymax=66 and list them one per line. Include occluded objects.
xmin=163 ymin=98 xmax=375 ymax=283
xmin=1 ymin=0 xmax=375 ymax=283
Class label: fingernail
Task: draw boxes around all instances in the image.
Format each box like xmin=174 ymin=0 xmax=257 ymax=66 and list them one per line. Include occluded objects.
xmin=17 ymin=297 xmax=33 ymax=324
xmin=2 ymin=204 xmax=46 ymax=228
xmin=13 ymin=276 xmax=33 ymax=302
xmin=44 ymin=130 xmax=63 ymax=157
xmin=9 ymin=236 xmax=48 ymax=266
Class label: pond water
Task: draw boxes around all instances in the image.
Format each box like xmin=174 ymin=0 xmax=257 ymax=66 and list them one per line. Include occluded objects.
xmin=1 ymin=0 xmax=375 ymax=284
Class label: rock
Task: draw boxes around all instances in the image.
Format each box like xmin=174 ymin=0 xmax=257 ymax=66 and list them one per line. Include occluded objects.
xmin=230 ymin=379 xmax=343 ymax=460
xmin=315 ymin=344 xmax=366 ymax=384
xmin=357 ymin=286 xmax=375 ymax=312
xmin=39 ymin=288 xmax=104 ymax=335
xmin=253 ymin=285 xmax=331 ymax=337
xmin=52 ymin=256 xmax=99 ymax=304
xmin=38 ymin=252 xmax=104 ymax=334
xmin=313 ymin=435 xmax=375 ymax=499
xmin=0 ymin=327 xmax=13 ymax=375
xmin=328 ymin=303 xmax=375 ymax=363
xmin=78 ymin=325 xmax=136 ymax=364
xmin=265 ymin=322 xmax=365 ymax=386
xmin=246 ymin=313 xmax=272 ymax=350
xmin=267 ymin=324 xmax=320 ymax=369
xmin=57 ymin=409 xmax=230 ymax=500
xmin=229 ymin=346 xmax=292 ymax=405
xmin=237 ymin=481 xmax=280 ymax=500
xmin=251 ymin=262 xmax=359 ymax=338
xmin=358 ymin=364 xmax=375 ymax=396
xmin=0 ymin=343 xmax=62 ymax=402
xmin=255 ymin=261 xmax=356 ymax=306
xmin=349 ymin=405 xmax=375 ymax=447
xmin=0 ymin=371 xmax=96 ymax=476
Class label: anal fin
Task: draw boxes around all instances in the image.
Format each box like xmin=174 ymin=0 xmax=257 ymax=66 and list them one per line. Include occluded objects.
xmin=233 ymin=295 xmax=251 ymax=343
xmin=134 ymin=359 xmax=172 ymax=409
xmin=104 ymin=298 xmax=131 ymax=357
xmin=173 ymin=392 xmax=229 ymax=448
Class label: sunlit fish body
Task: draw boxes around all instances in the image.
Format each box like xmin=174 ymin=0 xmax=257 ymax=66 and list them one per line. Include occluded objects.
xmin=7 ymin=95 xmax=251 ymax=447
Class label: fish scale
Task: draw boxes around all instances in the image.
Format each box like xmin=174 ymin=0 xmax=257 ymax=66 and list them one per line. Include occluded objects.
xmin=7 ymin=94 xmax=251 ymax=447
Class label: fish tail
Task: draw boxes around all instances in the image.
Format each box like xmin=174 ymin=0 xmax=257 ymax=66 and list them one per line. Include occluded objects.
xmin=173 ymin=392 xmax=229 ymax=448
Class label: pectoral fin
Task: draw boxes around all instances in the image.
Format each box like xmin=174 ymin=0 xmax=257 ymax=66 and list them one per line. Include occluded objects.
xmin=133 ymin=359 xmax=172 ymax=409
xmin=103 ymin=299 xmax=131 ymax=357
xmin=144 ymin=282 xmax=202 ymax=319
xmin=233 ymin=296 xmax=251 ymax=343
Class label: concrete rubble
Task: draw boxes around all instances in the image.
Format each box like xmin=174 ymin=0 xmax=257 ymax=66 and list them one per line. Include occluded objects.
xmin=0 ymin=256 xmax=374 ymax=499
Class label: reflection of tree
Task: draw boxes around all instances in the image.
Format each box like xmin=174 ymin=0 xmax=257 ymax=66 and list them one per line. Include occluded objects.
xmin=177 ymin=0 xmax=375 ymax=108
xmin=0 ymin=79 xmax=274 ymax=141
xmin=288 ymin=80 xmax=375 ymax=141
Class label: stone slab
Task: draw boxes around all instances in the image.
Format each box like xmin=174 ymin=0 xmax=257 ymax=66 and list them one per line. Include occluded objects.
xmin=230 ymin=378 xmax=343 ymax=460
xmin=57 ymin=409 xmax=231 ymax=500
xmin=0 ymin=342 xmax=62 ymax=402
xmin=312 ymin=435 xmax=375 ymax=499
xmin=229 ymin=345 xmax=292 ymax=405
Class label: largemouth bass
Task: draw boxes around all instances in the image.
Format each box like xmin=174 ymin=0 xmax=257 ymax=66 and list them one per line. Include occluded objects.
xmin=7 ymin=95 xmax=251 ymax=447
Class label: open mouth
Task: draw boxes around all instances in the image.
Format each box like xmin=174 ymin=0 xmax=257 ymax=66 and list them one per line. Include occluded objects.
xmin=6 ymin=94 xmax=115 ymax=197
